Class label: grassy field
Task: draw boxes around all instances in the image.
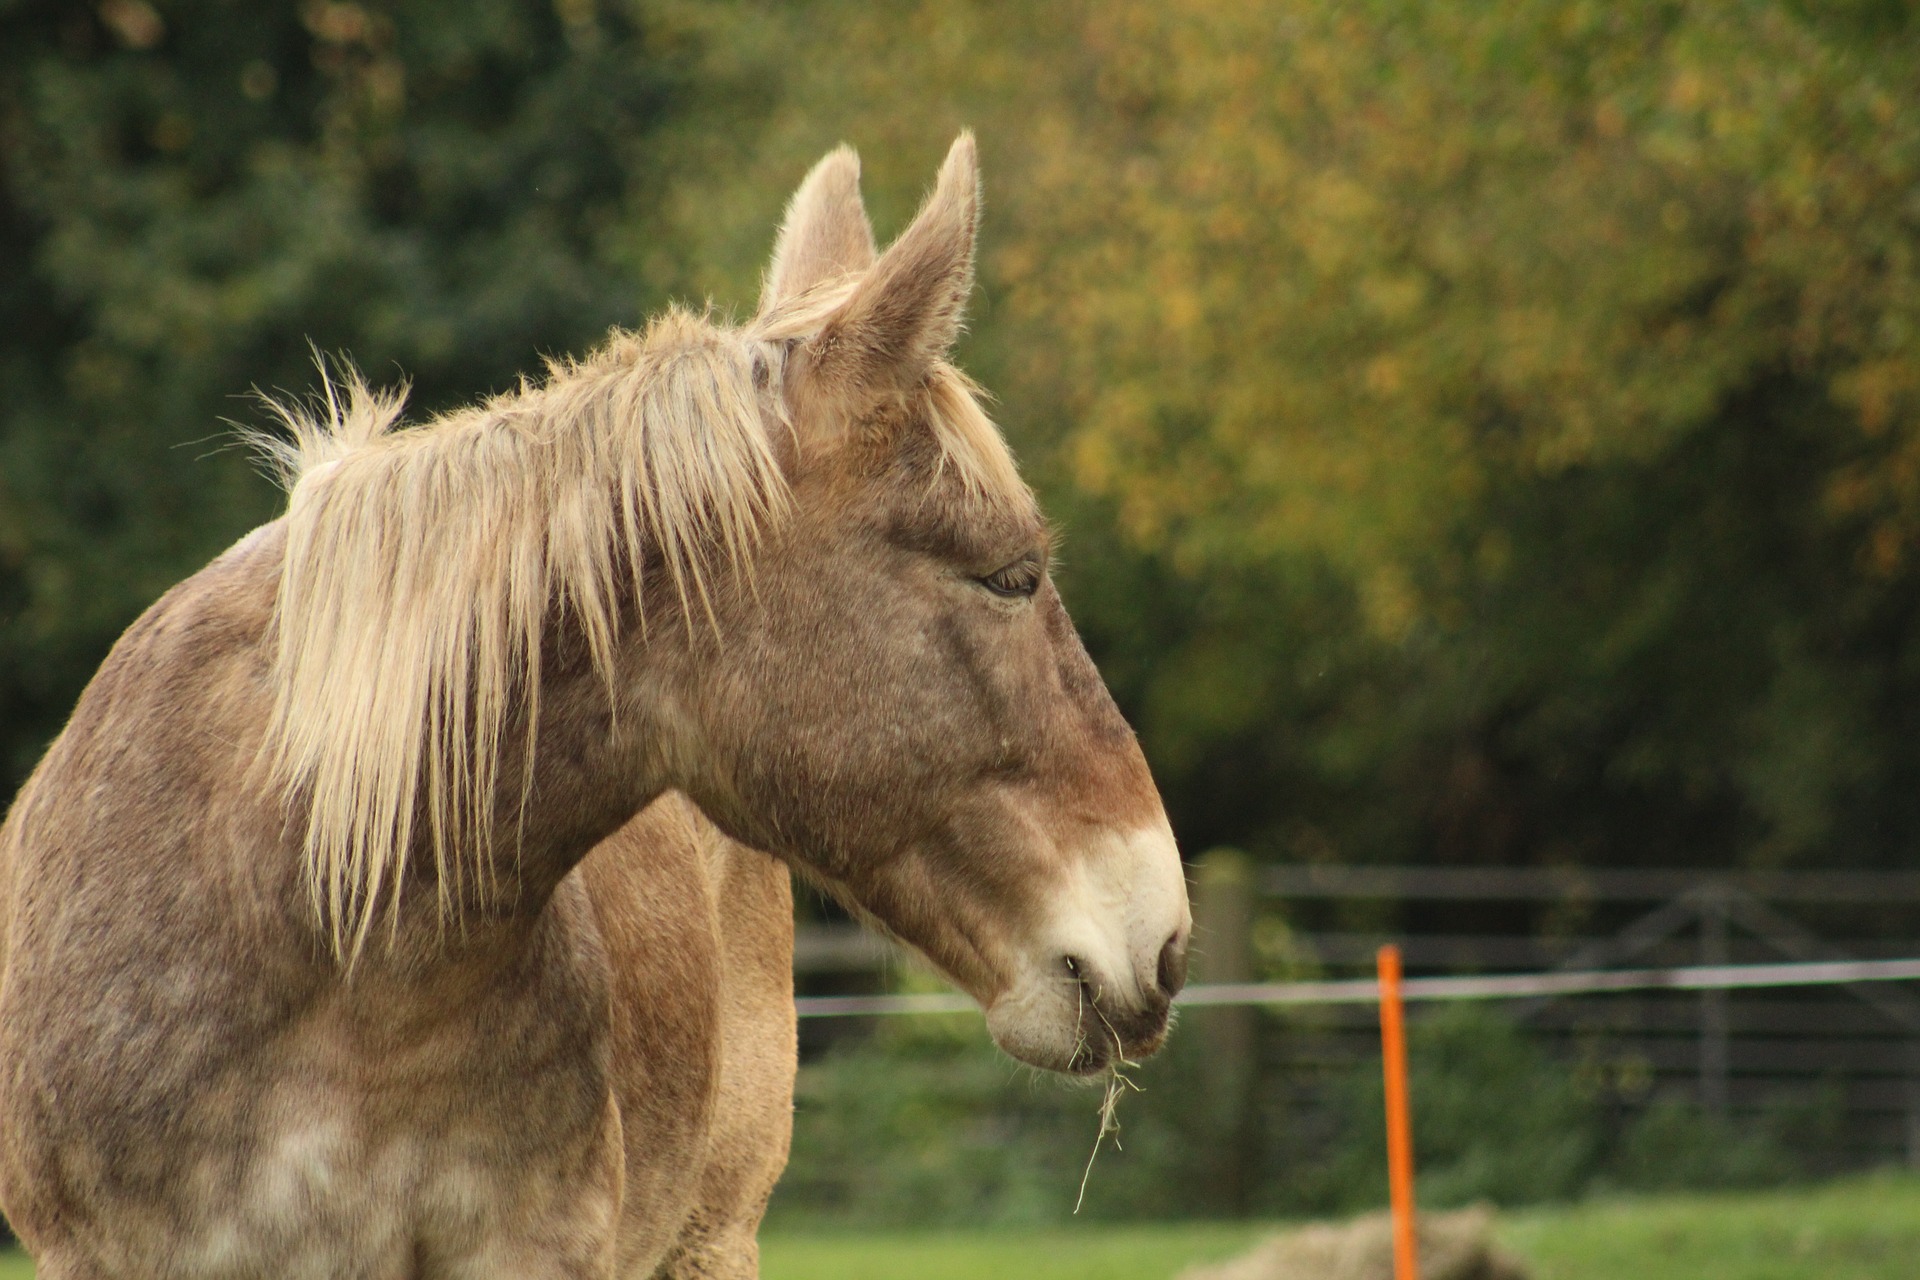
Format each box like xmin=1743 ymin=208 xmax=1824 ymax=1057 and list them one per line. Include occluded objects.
xmin=0 ymin=1174 xmax=1912 ymax=1276
xmin=761 ymin=1173 xmax=1920 ymax=1280
xmin=762 ymin=1221 xmax=1269 ymax=1280
xmin=1503 ymin=1173 xmax=1920 ymax=1280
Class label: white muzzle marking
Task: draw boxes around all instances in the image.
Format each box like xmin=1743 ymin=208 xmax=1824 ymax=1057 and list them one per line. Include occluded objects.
xmin=985 ymin=821 xmax=1190 ymax=1071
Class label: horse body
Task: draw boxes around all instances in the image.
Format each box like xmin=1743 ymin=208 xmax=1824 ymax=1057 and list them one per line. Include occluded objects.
xmin=0 ymin=525 xmax=792 ymax=1278
xmin=0 ymin=137 xmax=1187 ymax=1276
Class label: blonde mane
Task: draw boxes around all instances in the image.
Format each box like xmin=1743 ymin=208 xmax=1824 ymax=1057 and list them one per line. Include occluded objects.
xmin=259 ymin=307 xmax=1024 ymax=961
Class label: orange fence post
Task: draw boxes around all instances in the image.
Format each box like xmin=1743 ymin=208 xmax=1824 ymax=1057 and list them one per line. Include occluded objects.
xmin=1377 ymin=944 xmax=1420 ymax=1280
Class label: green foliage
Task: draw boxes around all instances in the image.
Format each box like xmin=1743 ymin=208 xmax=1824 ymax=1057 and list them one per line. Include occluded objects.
xmin=775 ymin=1020 xmax=1080 ymax=1226
xmin=1013 ymin=0 xmax=1920 ymax=874
xmin=0 ymin=0 xmax=724 ymax=785
xmin=1604 ymin=1084 xmax=1857 ymax=1193
xmin=777 ymin=1004 xmax=1861 ymax=1227
xmin=1331 ymin=1006 xmax=1602 ymax=1209
xmin=773 ymin=1014 xmax=1219 ymax=1226
xmin=1610 ymin=1096 xmax=1798 ymax=1192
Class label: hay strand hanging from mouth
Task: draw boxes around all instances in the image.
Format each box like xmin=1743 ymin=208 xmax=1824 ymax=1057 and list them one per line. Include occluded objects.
xmin=1074 ymin=1056 xmax=1141 ymax=1214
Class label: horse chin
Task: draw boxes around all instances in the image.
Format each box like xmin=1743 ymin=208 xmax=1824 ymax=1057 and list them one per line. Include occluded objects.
xmin=983 ymin=979 xmax=1122 ymax=1077
xmin=983 ymin=1016 xmax=1098 ymax=1076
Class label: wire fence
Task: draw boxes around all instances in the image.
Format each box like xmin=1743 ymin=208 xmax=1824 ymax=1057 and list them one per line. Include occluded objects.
xmin=794 ymin=956 xmax=1920 ymax=1018
xmin=792 ymin=861 xmax=1920 ymax=1170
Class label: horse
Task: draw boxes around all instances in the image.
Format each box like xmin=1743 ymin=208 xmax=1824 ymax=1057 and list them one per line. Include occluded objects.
xmin=0 ymin=134 xmax=1190 ymax=1278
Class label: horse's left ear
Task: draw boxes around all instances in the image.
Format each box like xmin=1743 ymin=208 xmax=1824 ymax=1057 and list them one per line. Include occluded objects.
xmin=760 ymin=145 xmax=877 ymax=315
xmin=801 ymin=133 xmax=978 ymax=403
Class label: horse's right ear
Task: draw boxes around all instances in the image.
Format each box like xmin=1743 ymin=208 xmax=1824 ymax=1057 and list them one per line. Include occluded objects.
xmin=758 ymin=145 xmax=876 ymax=315
xmin=797 ymin=133 xmax=979 ymax=408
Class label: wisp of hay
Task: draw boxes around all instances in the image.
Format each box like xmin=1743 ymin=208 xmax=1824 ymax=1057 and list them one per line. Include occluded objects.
xmin=1074 ymin=1060 xmax=1143 ymax=1214
xmin=1074 ymin=990 xmax=1144 ymax=1215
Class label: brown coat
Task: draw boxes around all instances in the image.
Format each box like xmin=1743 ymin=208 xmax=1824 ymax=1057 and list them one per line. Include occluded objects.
xmin=0 ymin=527 xmax=794 ymax=1278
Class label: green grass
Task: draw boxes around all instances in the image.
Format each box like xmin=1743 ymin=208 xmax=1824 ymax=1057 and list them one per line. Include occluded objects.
xmin=763 ymin=1174 xmax=1920 ymax=1280
xmin=760 ymin=1221 xmax=1269 ymax=1280
xmin=2 ymin=1174 xmax=1915 ymax=1277
xmin=1502 ymin=1173 xmax=1920 ymax=1280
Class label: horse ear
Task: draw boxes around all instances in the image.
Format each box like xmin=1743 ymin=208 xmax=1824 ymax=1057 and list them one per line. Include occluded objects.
xmin=759 ymin=145 xmax=876 ymax=315
xmin=803 ymin=133 xmax=978 ymax=402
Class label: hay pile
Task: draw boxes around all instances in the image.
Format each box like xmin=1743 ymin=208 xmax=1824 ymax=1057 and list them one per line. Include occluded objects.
xmin=1177 ymin=1206 xmax=1532 ymax=1280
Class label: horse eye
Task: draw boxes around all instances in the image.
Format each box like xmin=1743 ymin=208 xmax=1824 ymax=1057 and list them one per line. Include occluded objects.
xmin=978 ymin=555 xmax=1043 ymax=599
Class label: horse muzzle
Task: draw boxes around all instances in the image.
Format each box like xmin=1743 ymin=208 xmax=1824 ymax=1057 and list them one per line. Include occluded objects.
xmin=984 ymin=822 xmax=1190 ymax=1075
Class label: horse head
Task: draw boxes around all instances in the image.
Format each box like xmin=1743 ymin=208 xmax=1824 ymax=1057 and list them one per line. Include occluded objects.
xmin=662 ymin=137 xmax=1190 ymax=1074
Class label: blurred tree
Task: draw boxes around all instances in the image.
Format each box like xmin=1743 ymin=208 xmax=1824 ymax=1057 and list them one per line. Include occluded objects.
xmin=1000 ymin=0 xmax=1920 ymax=872
xmin=0 ymin=0 xmax=723 ymax=787
xmin=706 ymin=0 xmax=1920 ymax=874
xmin=9 ymin=0 xmax=1920 ymax=881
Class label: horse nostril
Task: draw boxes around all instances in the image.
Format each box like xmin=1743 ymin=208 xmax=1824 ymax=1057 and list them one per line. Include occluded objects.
xmin=1156 ymin=934 xmax=1189 ymax=998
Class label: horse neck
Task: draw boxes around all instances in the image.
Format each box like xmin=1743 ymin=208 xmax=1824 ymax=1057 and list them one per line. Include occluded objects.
xmin=438 ymin=622 xmax=685 ymax=924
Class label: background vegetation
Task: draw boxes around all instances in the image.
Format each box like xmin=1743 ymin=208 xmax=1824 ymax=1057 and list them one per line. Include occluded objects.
xmin=771 ymin=1004 xmax=1845 ymax=1227
xmin=8 ymin=0 xmax=1920 ymax=876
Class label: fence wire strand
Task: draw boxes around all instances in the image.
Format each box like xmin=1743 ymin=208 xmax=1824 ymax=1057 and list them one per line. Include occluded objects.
xmin=794 ymin=956 xmax=1920 ymax=1018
